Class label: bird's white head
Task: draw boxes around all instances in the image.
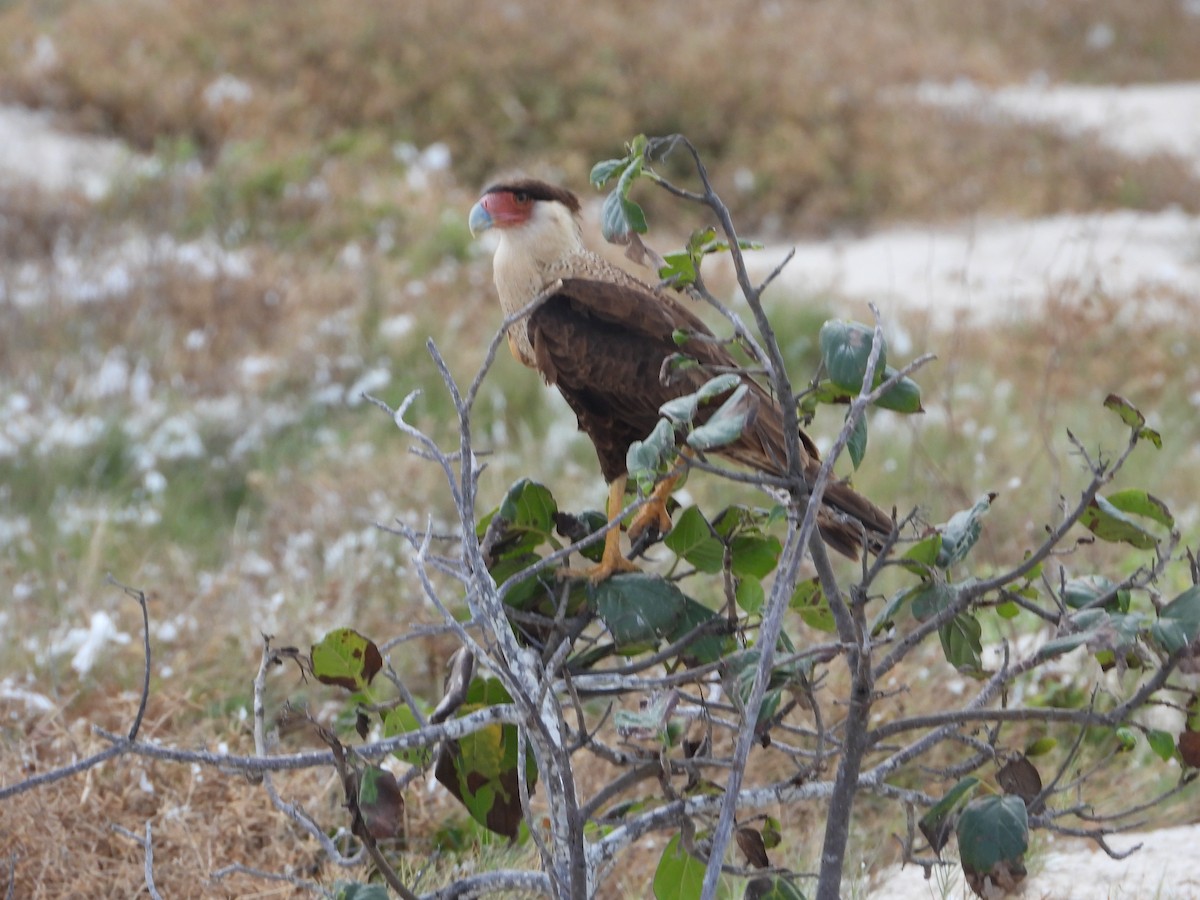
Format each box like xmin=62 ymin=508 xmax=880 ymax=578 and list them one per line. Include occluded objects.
xmin=469 ymin=180 xmax=585 ymax=276
xmin=469 ymin=179 xmax=587 ymax=329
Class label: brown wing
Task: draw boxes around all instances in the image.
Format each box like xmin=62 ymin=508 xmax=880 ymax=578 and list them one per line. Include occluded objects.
xmin=529 ymin=278 xmax=891 ymax=553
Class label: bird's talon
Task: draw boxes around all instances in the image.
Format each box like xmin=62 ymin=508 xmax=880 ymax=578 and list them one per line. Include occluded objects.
xmin=628 ymin=498 xmax=673 ymax=544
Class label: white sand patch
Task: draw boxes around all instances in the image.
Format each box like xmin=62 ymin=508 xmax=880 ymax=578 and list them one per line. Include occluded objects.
xmin=869 ymin=823 xmax=1200 ymax=899
xmin=916 ymin=80 xmax=1200 ymax=176
xmin=748 ymin=209 xmax=1200 ymax=329
xmin=0 ymin=104 xmax=152 ymax=199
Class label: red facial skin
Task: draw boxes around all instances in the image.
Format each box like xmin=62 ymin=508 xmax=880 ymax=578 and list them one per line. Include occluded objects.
xmin=479 ymin=190 xmax=534 ymax=228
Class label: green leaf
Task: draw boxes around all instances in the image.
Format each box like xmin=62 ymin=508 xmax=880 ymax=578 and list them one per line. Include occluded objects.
xmin=939 ymin=612 xmax=983 ymax=674
xmin=956 ymin=795 xmax=1029 ymax=877
xmin=1025 ymin=737 xmax=1057 ymax=757
xmin=1147 ymin=729 xmax=1176 ymax=761
xmin=797 ymin=379 xmax=852 ymax=418
xmin=1106 ymin=489 xmax=1174 ymax=529
xmin=311 ymin=628 xmax=383 ymax=693
xmin=627 ymin=418 xmax=678 ymax=493
xmin=996 ymin=600 xmax=1021 ymax=619
xmin=592 ymin=573 xmax=727 ymax=664
xmin=790 ymin=578 xmax=835 ymax=632
xmin=382 ymin=705 xmax=433 ymax=767
xmin=653 ymin=833 xmax=709 ymax=900
xmin=730 ymin=534 xmax=782 ymax=579
xmin=696 ymin=374 xmax=742 ymax=403
xmin=1103 ymin=393 xmax=1145 ymax=430
xmin=1150 ymin=585 xmax=1200 ymax=654
xmin=1115 ymin=727 xmax=1138 ymax=752
xmin=659 ymin=251 xmax=698 ymax=287
xmin=735 ymin=577 xmax=765 ymax=614
xmin=919 ymin=776 xmax=980 ymax=854
xmin=910 ymin=579 xmax=956 ymax=622
xmin=819 ymin=319 xmax=887 ymax=392
xmin=498 ymin=479 xmax=557 ymax=532
xmin=687 ymin=384 xmax=753 ymax=451
xmin=1080 ymin=493 xmax=1167 ymax=550
xmin=664 ymin=506 xmax=724 ymax=573
xmin=593 ymin=574 xmax=686 ymax=654
xmin=434 ymin=678 xmax=537 ymax=839
xmin=898 ymin=534 xmax=942 ymax=575
xmin=334 ymin=883 xmax=392 ymax=900
xmin=936 ymin=493 xmax=995 ymax=567
xmin=871 ymin=585 xmax=913 ymax=635
xmin=874 ymin=368 xmax=924 ymax=413
xmin=846 ymin=410 xmax=868 ymax=469
xmin=1063 ymin=574 xmax=1130 ymax=613
xmin=590 ymin=157 xmax=627 ymax=188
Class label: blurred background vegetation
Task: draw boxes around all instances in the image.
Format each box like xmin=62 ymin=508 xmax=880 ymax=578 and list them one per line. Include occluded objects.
xmin=2 ymin=1 xmax=1199 ymax=895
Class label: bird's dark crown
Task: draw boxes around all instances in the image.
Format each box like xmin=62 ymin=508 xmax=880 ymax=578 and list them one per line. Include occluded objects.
xmin=483 ymin=178 xmax=581 ymax=214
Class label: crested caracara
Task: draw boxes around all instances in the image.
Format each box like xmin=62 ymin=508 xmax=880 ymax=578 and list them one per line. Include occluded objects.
xmin=469 ymin=179 xmax=890 ymax=581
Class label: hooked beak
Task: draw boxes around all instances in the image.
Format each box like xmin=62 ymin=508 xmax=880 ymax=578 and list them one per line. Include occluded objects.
xmin=468 ymin=200 xmax=493 ymax=237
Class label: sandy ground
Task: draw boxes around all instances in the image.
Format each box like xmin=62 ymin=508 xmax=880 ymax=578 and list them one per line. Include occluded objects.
xmin=3 ymin=80 xmax=1199 ymax=898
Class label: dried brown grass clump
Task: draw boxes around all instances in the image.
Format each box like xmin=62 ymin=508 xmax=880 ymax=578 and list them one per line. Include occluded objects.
xmin=3 ymin=0 xmax=1198 ymax=235
xmin=1 ymin=691 xmax=329 ymax=897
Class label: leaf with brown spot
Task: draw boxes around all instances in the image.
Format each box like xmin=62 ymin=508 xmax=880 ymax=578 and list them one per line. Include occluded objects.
xmin=356 ymin=765 xmax=405 ymax=841
xmin=433 ymin=678 xmax=537 ymax=839
xmin=311 ymin=628 xmax=382 ymax=692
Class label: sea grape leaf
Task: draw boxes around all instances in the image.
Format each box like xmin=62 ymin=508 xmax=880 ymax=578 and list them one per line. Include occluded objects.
xmin=312 ymin=628 xmax=383 ymax=693
xmin=919 ymin=776 xmax=980 ymax=854
xmin=1150 ymin=585 xmax=1200 ymax=654
xmin=688 ymin=384 xmax=753 ymax=451
xmin=660 ymin=393 xmax=699 ymax=426
xmin=357 ymin=765 xmax=405 ymax=840
xmin=1063 ymin=574 xmax=1130 ymax=613
xmin=735 ymin=576 xmax=765 ymax=615
xmin=627 ymin=418 xmax=678 ymax=492
xmin=874 ymin=368 xmax=924 ymax=413
xmin=956 ymin=795 xmax=1029 ymax=885
xmin=434 ymin=677 xmax=536 ymax=839
xmin=846 ymin=410 xmax=868 ymax=469
xmin=696 ymin=373 xmax=742 ymax=403
xmin=593 ymin=573 xmax=686 ymax=654
xmin=910 ymin=578 xmax=956 ymax=622
xmin=1147 ymin=729 xmax=1175 ymax=761
xmin=899 ymin=533 xmax=943 ymax=576
xmin=819 ymin=319 xmax=887 ymax=392
xmin=653 ymin=832 xmax=721 ymax=900
xmin=664 ymin=506 xmax=724 ymax=573
xmin=939 ymin=612 xmax=984 ymax=674
xmin=790 ymin=578 xmax=835 ymax=632
xmin=937 ymin=493 xmax=996 ymax=567
xmin=382 ymin=704 xmax=433 ymax=767
xmin=730 ymin=533 xmax=782 ymax=579
xmin=1104 ymin=392 xmax=1162 ymax=447
xmin=1079 ymin=493 xmax=1166 ymax=550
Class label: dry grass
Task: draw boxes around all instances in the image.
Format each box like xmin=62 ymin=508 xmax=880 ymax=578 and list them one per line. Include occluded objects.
xmin=2 ymin=0 xmax=1199 ymax=239
xmin=2 ymin=0 xmax=1200 ymax=895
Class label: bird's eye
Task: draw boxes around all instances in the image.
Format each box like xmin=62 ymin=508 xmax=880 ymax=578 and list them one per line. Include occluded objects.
xmin=513 ymin=191 xmax=529 ymax=204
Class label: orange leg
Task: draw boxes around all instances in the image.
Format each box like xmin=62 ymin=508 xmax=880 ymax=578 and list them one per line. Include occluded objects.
xmin=627 ymin=472 xmax=679 ymax=544
xmin=560 ymin=476 xmax=641 ymax=584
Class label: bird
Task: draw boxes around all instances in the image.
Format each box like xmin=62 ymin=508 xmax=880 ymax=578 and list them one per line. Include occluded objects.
xmin=468 ymin=178 xmax=891 ymax=582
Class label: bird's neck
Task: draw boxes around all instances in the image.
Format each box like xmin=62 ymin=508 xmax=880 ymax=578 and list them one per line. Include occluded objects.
xmin=492 ymin=204 xmax=585 ymax=318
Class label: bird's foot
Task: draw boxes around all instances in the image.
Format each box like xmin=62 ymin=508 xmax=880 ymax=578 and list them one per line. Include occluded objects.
xmin=628 ymin=496 xmax=673 ymax=546
xmin=557 ymin=553 xmax=641 ymax=585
